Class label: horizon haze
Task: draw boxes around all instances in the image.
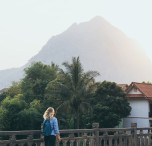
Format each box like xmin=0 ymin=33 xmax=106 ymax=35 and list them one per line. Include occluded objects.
xmin=0 ymin=0 xmax=152 ymax=70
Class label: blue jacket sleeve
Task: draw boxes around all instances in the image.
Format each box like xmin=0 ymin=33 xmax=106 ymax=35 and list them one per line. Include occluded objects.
xmin=53 ymin=118 xmax=60 ymax=134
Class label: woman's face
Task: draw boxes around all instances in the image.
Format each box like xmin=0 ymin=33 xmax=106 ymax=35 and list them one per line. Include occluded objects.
xmin=52 ymin=109 xmax=55 ymax=115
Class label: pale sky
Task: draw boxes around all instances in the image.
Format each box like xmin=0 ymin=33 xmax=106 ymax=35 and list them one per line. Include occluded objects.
xmin=0 ymin=0 xmax=152 ymax=70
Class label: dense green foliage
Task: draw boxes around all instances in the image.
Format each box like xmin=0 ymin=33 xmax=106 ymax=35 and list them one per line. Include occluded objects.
xmin=0 ymin=95 xmax=27 ymax=130
xmin=0 ymin=62 xmax=58 ymax=130
xmin=142 ymin=81 xmax=152 ymax=84
xmin=0 ymin=58 xmax=131 ymax=130
xmin=92 ymin=81 xmax=131 ymax=128
xmin=21 ymin=62 xmax=58 ymax=102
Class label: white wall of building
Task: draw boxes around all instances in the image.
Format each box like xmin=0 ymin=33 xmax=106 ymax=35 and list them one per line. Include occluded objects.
xmin=123 ymin=98 xmax=150 ymax=128
xmin=128 ymin=87 xmax=142 ymax=94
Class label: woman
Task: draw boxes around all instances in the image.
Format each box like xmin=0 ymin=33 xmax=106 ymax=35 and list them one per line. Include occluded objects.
xmin=43 ymin=107 xmax=60 ymax=146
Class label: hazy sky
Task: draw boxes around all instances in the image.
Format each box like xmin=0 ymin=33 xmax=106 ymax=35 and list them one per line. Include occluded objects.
xmin=0 ymin=0 xmax=152 ymax=70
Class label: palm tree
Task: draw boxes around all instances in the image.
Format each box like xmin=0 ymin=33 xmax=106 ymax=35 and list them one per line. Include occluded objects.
xmin=47 ymin=57 xmax=99 ymax=129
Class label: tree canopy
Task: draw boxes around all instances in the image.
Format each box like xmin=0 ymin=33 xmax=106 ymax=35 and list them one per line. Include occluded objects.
xmin=21 ymin=62 xmax=58 ymax=102
xmin=92 ymin=81 xmax=131 ymax=128
xmin=0 ymin=58 xmax=131 ymax=130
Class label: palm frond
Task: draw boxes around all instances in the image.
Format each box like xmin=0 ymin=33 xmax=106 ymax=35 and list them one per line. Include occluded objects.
xmin=56 ymin=100 xmax=75 ymax=115
xmin=59 ymin=69 xmax=75 ymax=92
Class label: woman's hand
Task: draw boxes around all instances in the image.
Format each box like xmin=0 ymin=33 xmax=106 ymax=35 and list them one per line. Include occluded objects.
xmin=41 ymin=135 xmax=44 ymax=141
xmin=57 ymin=134 xmax=61 ymax=142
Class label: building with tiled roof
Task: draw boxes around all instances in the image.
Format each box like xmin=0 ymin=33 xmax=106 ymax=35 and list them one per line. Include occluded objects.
xmin=126 ymin=82 xmax=152 ymax=98
xmin=123 ymin=82 xmax=152 ymax=128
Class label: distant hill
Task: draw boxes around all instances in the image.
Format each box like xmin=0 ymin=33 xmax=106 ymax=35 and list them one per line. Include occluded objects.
xmin=1 ymin=16 xmax=152 ymax=89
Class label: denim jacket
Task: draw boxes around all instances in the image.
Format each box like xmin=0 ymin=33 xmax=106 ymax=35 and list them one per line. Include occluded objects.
xmin=43 ymin=117 xmax=60 ymax=135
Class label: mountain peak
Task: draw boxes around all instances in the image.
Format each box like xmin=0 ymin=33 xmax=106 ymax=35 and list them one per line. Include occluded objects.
xmin=91 ymin=16 xmax=104 ymax=20
xmin=90 ymin=16 xmax=107 ymax=23
xmin=0 ymin=16 xmax=152 ymax=90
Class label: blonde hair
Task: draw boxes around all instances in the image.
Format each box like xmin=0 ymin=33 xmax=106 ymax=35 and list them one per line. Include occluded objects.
xmin=43 ymin=107 xmax=55 ymax=120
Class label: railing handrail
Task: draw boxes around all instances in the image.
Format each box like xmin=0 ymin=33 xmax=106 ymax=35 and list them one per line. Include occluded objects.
xmin=99 ymin=127 xmax=132 ymax=131
xmin=0 ymin=130 xmax=41 ymax=136
xmin=60 ymin=129 xmax=94 ymax=133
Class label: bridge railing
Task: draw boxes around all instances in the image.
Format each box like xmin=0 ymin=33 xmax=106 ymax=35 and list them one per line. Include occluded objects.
xmin=0 ymin=130 xmax=42 ymax=146
xmin=0 ymin=123 xmax=152 ymax=146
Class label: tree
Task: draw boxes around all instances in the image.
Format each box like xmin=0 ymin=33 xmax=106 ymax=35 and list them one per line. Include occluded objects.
xmin=5 ymin=81 xmax=21 ymax=98
xmin=0 ymin=82 xmax=21 ymax=103
xmin=21 ymin=62 xmax=58 ymax=103
xmin=17 ymin=106 xmax=42 ymax=130
xmin=0 ymin=92 xmax=7 ymax=103
xmin=47 ymin=57 xmax=99 ymax=129
xmin=0 ymin=94 xmax=43 ymax=130
xmin=0 ymin=95 xmax=27 ymax=130
xmin=92 ymin=81 xmax=131 ymax=128
xmin=142 ymin=81 xmax=152 ymax=84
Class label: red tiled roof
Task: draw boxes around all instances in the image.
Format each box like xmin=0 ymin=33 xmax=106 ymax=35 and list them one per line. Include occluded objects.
xmin=118 ymin=84 xmax=128 ymax=91
xmin=126 ymin=82 xmax=152 ymax=98
xmin=126 ymin=94 xmax=145 ymax=98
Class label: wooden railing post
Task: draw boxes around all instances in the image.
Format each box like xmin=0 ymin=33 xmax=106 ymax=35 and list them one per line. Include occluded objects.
xmin=40 ymin=123 xmax=45 ymax=146
xmin=9 ymin=134 xmax=16 ymax=146
xmin=131 ymin=122 xmax=137 ymax=146
xmin=27 ymin=134 xmax=33 ymax=146
xmin=92 ymin=123 xmax=100 ymax=146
